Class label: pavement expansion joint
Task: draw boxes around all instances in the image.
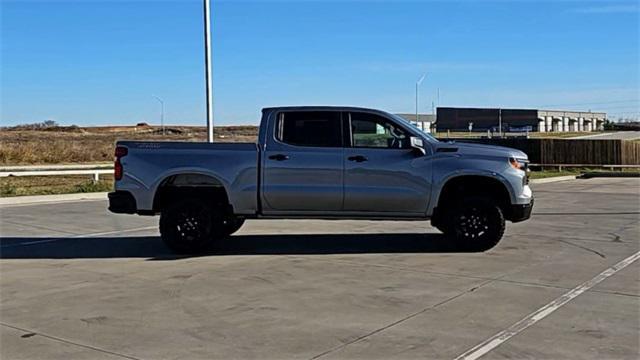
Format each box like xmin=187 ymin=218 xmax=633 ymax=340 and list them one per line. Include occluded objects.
xmin=0 ymin=322 xmax=142 ymax=360
xmin=308 ymin=278 xmax=497 ymax=360
xmin=1 ymin=219 xmax=79 ymax=236
xmin=308 ymin=254 xmax=551 ymax=360
xmin=454 ymin=250 xmax=640 ymax=360
xmin=494 ymin=278 xmax=639 ymax=298
xmin=556 ymin=239 xmax=607 ymax=258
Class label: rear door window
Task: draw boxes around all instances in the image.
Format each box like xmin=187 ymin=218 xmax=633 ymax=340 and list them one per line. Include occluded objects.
xmin=276 ymin=111 xmax=342 ymax=147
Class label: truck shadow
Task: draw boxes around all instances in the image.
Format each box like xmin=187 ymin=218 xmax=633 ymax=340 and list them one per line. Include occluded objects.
xmin=0 ymin=233 xmax=472 ymax=260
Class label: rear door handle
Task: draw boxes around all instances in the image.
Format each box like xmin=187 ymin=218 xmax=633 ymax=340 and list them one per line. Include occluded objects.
xmin=348 ymin=155 xmax=368 ymax=162
xmin=268 ymin=154 xmax=289 ymax=161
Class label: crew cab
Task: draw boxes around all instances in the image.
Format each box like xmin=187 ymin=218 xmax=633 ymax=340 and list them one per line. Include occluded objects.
xmin=109 ymin=106 xmax=533 ymax=253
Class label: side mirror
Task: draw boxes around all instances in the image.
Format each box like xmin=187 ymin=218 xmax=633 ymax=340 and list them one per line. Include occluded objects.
xmin=410 ymin=136 xmax=426 ymax=156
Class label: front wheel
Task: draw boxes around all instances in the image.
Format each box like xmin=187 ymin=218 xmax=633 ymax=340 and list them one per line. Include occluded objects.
xmin=217 ymin=217 xmax=245 ymax=237
xmin=159 ymin=198 xmax=222 ymax=254
xmin=444 ymin=197 xmax=505 ymax=252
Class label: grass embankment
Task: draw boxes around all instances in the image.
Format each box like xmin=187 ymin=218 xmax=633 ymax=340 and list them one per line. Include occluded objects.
xmin=529 ymin=170 xmax=581 ymax=179
xmin=529 ymin=132 xmax=604 ymax=139
xmin=0 ymin=175 xmax=113 ymax=197
xmin=434 ymin=131 xmax=611 ymax=139
xmin=529 ymin=168 xmax=640 ymax=180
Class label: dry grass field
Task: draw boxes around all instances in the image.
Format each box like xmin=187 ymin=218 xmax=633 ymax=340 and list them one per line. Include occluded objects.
xmin=0 ymin=125 xmax=258 ymax=196
xmin=0 ymin=125 xmax=258 ymax=165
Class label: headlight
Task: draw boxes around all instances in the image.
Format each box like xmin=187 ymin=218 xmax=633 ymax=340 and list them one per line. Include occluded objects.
xmin=509 ymin=157 xmax=528 ymax=171
xmin=510 ymin=157 xmax=530 ymax=184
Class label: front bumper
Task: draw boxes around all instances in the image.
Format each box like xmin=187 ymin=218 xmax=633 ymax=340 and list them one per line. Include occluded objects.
xmin=509 ymin=198 xmax=534 ymax=223
xmin=108 ymin=191 xmax=137 ymax=214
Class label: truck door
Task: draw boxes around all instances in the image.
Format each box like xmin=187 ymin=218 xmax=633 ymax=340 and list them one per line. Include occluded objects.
xmin=343 ymin=111 xmax=431 ymax=214
xmin=261 ymin=111 xmax=344 ymax=213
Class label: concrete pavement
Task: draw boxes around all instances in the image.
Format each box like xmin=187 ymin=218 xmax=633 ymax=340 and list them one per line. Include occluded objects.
xmin=569 ymin=131 xmax=640 ymax=140
xmin=1 ymin=178 xmax=639 ymax=359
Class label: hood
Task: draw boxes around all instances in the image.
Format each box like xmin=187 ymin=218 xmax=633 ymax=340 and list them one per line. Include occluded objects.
xmin=434 ymin=141 xmax=528 ymax=159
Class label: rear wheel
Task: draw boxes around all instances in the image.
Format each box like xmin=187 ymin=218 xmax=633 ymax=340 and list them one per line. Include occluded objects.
xmin=159 ymin=198 xmax=222 ymax=254
xmin=444 ymin=197 xmax=505 ymax=252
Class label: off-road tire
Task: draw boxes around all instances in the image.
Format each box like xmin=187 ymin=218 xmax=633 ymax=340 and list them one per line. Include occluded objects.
xmin=159 ymin=198 xmax=221 ymax=254
xmin=217 ymin=217 xmax=245 ymax=237
xmin=430 ymin=214 xmax=446 ymax=233
xmin=444 ymin=197 xmax=505 ymax=252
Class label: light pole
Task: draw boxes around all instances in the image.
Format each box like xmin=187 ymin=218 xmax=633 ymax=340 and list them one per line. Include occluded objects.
xmin=152 ymin=95 xmax=165 ymax=135
xmin=498 ymin=108 xmax=502 ymax=138
xmin=415 ymin=73 xmax=427 ymax=124
xmin=204 ymin=0 xmax=214 ymax=142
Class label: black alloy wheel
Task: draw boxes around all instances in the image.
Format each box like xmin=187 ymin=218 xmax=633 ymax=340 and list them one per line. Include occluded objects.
xmin=160 ymin=198 xmax=219 ymax=254
xmin=445 ymin=197 xmax=505 ymax=251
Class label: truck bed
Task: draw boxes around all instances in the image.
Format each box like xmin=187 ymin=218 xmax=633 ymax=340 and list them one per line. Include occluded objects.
xmin=116 ymin=141 xmax=259 ymax=214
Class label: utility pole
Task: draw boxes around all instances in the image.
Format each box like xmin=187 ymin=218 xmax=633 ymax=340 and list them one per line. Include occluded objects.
xmin=152 ymin=95 xmax=165 ymax=135
xmin=498 ymin=108 xmax=502 ymax=138
xmin=204 ymin=0 xmax=214 ymax=142
xmin=416 ymin=73 xmax=426 ymax=125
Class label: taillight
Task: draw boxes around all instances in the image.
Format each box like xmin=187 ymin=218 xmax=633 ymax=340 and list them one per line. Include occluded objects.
xmin=114 ymin=146 xmax=128 ymax=180
xmin=115 ymin=146 xmax=128 ymax=158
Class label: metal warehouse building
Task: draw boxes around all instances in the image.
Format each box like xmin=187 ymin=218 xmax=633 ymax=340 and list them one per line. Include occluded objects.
xmin=435 ymin=107 xmax=607 ymax=133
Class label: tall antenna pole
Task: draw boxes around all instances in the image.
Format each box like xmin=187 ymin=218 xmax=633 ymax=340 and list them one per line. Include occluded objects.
xmin=204 ymin=0 xmax=214 ymax=142
xmin=152 ymin=95 xmax=165 ymax=136
xmin=416 ymin=73 xmax=426 ymax=125
xmin=415 ymin=82 xmax=419 ymax=124
xmin=499 ymin=108 xmax=503 ymax=138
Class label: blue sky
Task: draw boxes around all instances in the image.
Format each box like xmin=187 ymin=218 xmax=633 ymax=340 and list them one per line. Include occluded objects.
xmin=1 ymin=0 xmax=639 ymax=126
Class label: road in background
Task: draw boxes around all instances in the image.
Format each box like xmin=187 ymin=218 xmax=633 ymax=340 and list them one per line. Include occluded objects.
xmin=1 ymin=178 xmax=639 ymax=359
xmin=570 ymin=131 xmax=640 ymax=140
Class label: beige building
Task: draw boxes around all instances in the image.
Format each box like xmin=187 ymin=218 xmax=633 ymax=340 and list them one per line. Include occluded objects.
xmin=537 ymin=110 xmax=607 ymax=132
xmin=395 ymin=113 xmax=435 ymax=133
xmin=434 ymin=107 xmax=607 ymax=133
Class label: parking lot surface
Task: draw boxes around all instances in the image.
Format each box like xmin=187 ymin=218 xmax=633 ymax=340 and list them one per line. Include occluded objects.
xmin=1 ymin=178 xmax=639 ymax=359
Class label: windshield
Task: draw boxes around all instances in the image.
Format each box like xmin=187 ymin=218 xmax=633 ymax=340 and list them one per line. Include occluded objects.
xmin=389 ymin=113 xmax=439 ymax=142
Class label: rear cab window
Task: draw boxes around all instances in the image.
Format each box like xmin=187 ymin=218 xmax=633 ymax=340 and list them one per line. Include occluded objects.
xmin=275 ymin=111 xmax=342 ymax=147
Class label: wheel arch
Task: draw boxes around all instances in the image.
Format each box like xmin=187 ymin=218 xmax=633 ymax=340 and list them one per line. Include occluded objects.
xmin=152 ymin=172 xmax=232 ymax=213
xmin=432 ymin=174 xmax=515 ymax=223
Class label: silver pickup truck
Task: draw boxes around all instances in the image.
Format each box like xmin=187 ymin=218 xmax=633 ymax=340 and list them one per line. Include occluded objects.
xmin=109 ymin=106 xmax=533 ymax=253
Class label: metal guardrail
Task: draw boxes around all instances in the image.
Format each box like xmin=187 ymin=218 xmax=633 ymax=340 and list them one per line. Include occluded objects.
xmin=0 ymin=164 xmax=113 ymax=182
xmin=1 ymin=163 xmax=638 ymax=182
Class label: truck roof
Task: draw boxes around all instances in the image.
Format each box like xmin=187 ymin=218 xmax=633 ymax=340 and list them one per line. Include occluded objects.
xmin=262 ymin=106 xmax=391 ymax=114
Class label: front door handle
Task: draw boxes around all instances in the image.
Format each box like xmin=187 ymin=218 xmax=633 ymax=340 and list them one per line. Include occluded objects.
xmin=268 ymin=154 xmax=289 ymax=161
xmin=348 ymin=155 xmax=368 ymax=162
